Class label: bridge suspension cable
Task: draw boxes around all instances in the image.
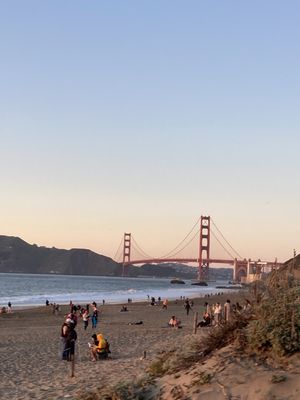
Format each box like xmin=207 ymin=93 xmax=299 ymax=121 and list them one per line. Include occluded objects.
xmin=211 ymin=218 xmax=243 ymax=259
xmin=159 ymin=217 xmax=200 ymax=259
xmin=131 ymin=236 xmax=154 ymax=259
xmin=210 ymin=227 xmax=235 ymax=259
xmin=113 ymin=237 xmax=124 ymax=261
xmin=131 ymin=244 xmax=151 ymax=259
xmin=165 ymin=228 xmax=200 ymax=258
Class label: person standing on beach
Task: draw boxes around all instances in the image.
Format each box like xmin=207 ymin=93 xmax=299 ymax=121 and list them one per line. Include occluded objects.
xmin=7 ymin=302 xmax=12 ymax=313
xmin=224 ymin=299 xmax=231 ymax=322
xmin=91 ymin=306 xmax=98 ymax=329
xmin=214 ymin=302 xmax=222 ymax=325
xmin=65 ymin=323 xmax=77 ymax=361
xmin=162 ymin=299 xmax=168 ymax=309
xmin=82 ymin=309 xmax=90 ymax=331
xmin=61 ymin=321 xmax=70 ymax=360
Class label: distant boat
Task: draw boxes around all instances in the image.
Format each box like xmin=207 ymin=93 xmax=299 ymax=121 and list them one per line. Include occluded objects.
xmin=191 ymin=281 xmax=208 ymax=286
xmin=170 ymin=278 xmax=185 ymax=284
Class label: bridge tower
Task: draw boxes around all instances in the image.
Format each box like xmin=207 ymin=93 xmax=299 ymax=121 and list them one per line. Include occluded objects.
xmin=122 ymin=233 xmax=131 ymax=277
xmin=198 ymin=216 xmax=210 ymax=281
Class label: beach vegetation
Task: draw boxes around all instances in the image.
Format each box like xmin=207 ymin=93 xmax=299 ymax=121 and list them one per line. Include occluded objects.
xmin=246 ymin=268 xmax=300 ymax=358
xmin=192 ymin=371 xmax=213 ymax=386
xmin=271 ymin=374 xmax=287 ymax=383
xmin=77 ymin=376 xmax=155 ymax=400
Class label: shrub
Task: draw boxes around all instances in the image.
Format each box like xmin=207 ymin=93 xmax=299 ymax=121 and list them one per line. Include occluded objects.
xmin=247 ymin=270 xmax=300 ymax=358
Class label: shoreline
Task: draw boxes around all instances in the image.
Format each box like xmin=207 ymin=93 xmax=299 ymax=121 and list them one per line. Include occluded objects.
xmin=2 ymin=287 xmax=242 ymax=311
xmin=0 ymin=272 xmax=235 ymax=310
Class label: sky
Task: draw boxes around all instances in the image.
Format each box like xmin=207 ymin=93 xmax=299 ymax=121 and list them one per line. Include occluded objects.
xmin=0 ymin=1 xmax=299 ymax=263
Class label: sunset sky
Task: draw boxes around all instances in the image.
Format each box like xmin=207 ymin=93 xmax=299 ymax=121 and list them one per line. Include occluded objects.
xmin=1 ymin=1 xmax=299 ymax=263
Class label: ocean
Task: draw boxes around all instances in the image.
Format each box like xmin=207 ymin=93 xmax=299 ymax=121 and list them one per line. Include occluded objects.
xmin=0 ymin=273 xmax=228 ymax=307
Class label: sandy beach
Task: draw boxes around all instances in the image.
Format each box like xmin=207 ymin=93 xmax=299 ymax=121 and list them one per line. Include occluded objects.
xmin=0 ymin=293 xmax=244 ymax=400
xmin=2 ymin=290 xmax=298 ymax=400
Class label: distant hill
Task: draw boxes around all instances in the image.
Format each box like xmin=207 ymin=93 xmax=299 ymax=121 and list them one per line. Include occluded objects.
xmin=0 ymin=235 xmax=121 ymax=276
xmin=0 ymin=235 xmax=233 ymax=280
xmin=133 ymin=262 xmax=233 ymax=281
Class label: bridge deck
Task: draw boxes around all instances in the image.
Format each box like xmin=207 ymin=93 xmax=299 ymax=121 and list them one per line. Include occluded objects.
xmin=123 ymin=258 xmax=282 ymax=267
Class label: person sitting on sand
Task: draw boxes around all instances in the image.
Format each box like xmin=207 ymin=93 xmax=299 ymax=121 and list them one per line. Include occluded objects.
xmin=89 ymin=333 xmax=110 ymax=361
xmin=168 ymin=316 xmax=181 ymax=328
xmin=197 ymin=312 xmax=211 ymax=327
xmin=120 ymin=305 xmax=128 ymax=312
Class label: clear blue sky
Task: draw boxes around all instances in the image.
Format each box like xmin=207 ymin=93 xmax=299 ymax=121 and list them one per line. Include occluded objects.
xmin=1 ymin=1 xmax=299 ymax=262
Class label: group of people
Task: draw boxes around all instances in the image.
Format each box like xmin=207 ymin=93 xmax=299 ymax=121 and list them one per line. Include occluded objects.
xmin=60 ymin=301 xmax=110 ymax=362
xmin=147 ymin=296 xmax=169 ymax=308
xmin=82 ymin=304 xmax=99 ymax=330
xmin=197 ymin=299 xmax=252 ymax=328
xmin=167 ymin=298 xmax=252 ymax=330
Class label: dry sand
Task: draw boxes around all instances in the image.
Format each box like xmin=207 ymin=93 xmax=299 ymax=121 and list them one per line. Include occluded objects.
xmin=153 ymin=344 xmax=300 ymax=400
xmin=2 ymin=291 xmax=295 ymax=400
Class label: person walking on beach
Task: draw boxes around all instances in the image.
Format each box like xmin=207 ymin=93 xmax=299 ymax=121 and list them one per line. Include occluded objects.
xmin=184 ymin=299 xmax=192 ymax=315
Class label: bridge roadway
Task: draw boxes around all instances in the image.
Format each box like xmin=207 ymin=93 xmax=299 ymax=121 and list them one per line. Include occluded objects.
xmin=123 ymin=258 xmax=243 ymax=265
xmin=123 ymin=258 xmax=283 ymax=268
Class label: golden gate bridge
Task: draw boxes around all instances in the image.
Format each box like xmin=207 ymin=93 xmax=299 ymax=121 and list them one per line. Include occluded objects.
xmin=113 ymin=216 xmax=282 ymax=282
